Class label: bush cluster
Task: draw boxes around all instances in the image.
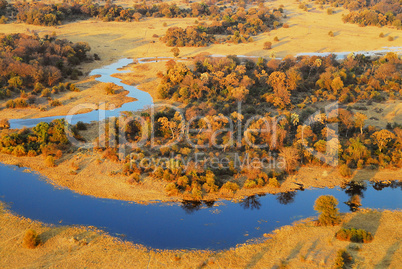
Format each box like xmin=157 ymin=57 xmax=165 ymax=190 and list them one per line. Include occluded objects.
xmin=335 ymin=228 xmax=374 ymax=243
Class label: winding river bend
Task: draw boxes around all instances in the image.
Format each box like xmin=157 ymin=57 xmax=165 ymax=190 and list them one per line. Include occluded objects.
xmin=9 ymin=58 xmax=153 ymax=129
xmin=1 ymin=52 xmax=402 ymax=250
xmin=1 ymin=163 xmax=401 ymax=250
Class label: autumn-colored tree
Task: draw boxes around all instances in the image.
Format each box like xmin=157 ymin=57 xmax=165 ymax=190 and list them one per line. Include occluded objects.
xmin=372 ymin=129 xmax=395 ymax=152
xmin=263 ymin=41 xmax=272 ymax=50
xmin=22 ymin=229 xmax=41 ymax=249
xmin=158 ymin=112 xmax=184 ymax=140
xmin=344 ymin=137 xmax=369 ymax=165
xmin=171 ymin=47 xmax=180 ymax=57
xmin=314 ymin=195 xmax=341 ymax=226
xmin=354 ymin=112 xmax=367 ymax=135
xmin=279 ymin=146 xmax=300 ymax=173
xmin=268 ymin=71 xmax=291 ymax=108
xmin=338 ymin=109 xmax=354 ymax=135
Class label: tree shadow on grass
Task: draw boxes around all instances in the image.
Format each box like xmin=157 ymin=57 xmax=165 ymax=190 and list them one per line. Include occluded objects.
xmin=305 ymin=239 xmax=319 ymax=259
xmin=341 ymin=211 xmax=382 ymax=236
xmin=374 ymin=241 xmax=400 ymax=268
xmin=286 ymin=241 xmax=304 ymax=260
xmin=39 ymin=226 xmax=69 ymax=244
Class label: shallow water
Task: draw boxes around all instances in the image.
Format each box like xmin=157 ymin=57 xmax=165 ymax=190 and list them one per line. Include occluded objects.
xmin=0 ymin=163 xmax=400 ymax=250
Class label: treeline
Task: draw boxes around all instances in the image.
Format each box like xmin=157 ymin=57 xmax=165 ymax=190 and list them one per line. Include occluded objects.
xmin=158 ymin=53 xmax=402 ymax=107
xmin=0 ymin=33 xmax=93 ymax=105
xmin=162 ymin=6 xmax=283 ymax=46
xmin=95 ymin=103 xmax=402 ymax=200
xmin=319 ymin=0 xmax=402 ymax=28
xmin=2 ymin=0 xmax=271 ymax=26
xmin=0 ymin=119 xmax=75 ymax=159
xmin=160 ymin=26 xmax=216 ymax=47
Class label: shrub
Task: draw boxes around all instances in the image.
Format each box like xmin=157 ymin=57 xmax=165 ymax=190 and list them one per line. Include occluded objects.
xmin=335 ymin=228 xmax=373 ymax=243
xmin=104 ymin=83 xmax=115 ymax=95
xmin=338 ymin=164 xmax=352 ymax=177
xmin=268 ymin=177 xmax=280 ymax=188
xmin=314 ymin=195 xmax=341 ymax=226
xmin=220 ymin=181 xmax=239 ymax=196
xmin=55 ymin=150 xmax=62 ymax=159
xmin=75 ymin=121 xmax=87 ymax=130
xmin=12 ymin=145 xmax=26 ymax=157
xmin=333 ymin=249 xmax=352 ymax=269
xmin=102 ymin=148 xmax=119 ymax=162
xmin=388 ymin=36 xmax=394 ymax=41
xmin=274 ymin=36 xmax=279 ymax=42
xmin=41 ymin=88 xmax=51 ymax=97
xmin=127 ymin=173 xmax=141 ymax=184
xmin=0 ymin=119 xmax=10 ymax=129
xmin=0 ymin=15 xmax=8 ymax=24
xmin=283 ymin=23 xmax=289 ymax=28
xmin=327 ymin=8 xmax=333 ymax=15
xmin=22 ymin=229 xmax=41 ymax=249
xmin=171 ymin=47 xmax=180 ymax=57
xmin=328 ymin=31 xmax=334 ymax=37
xmin=263 ymin=41 xmax=272 ymax=50
xmin=50 ymin=99 xmax=62 ymax=106
xmin=6 ymin=99 xmax=28 ymax=108
xmin=243 ymin=179 xmax=257 ymax=189
xmin=27 ymin=150 xmax=37 ymax=157
xmin=45 ymin=156 xmax=56 ymax=167
xmin=177 ymin=176 xmax=189 ymax=188
xmin=165 ymin=182 xmax=178 ymax=195
xmin=379 ymin=32 xmax=384 ymax=38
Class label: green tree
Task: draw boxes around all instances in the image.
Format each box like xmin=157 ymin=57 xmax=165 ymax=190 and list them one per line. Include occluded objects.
xmin=33 ymin=122 xmax=50 ymax=144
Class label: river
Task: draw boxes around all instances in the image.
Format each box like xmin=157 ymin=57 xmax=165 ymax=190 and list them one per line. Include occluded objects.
xmin=1 ymin=52 xmax=402 ymax=250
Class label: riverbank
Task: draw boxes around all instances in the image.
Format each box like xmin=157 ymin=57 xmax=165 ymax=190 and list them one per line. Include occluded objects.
xmin=1 ymin=202 xmax=401 ymax=268
xmin=1 ymin=151 xmax=401 ymax=204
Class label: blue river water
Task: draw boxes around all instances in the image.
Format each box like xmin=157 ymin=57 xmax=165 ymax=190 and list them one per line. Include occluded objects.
xmin=0 ymin=163 xmax=400 ymax=250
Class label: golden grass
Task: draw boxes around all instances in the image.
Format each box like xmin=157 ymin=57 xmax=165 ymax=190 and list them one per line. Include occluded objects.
xmin=1 ymin=0 xmax=400 ymax=67
xmin=1 ymin=202 xmax=401 ymax=268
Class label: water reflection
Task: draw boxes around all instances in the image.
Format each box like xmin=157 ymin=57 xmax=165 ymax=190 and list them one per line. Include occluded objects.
xmin=239 ymin=195 xmax=263 ymax=210
xmin=345 ymin=194 xmax=362 ymax=212
xmin=342 ymin=181 xmax=367 ymax=198
xmin=181 ymin=200 xmax=202 ymax=214
xmin=276 ymin=191 xmax=297 ymax=205
xmin=372 ymin=181 xmax=402 ymax=191
xmin=180 ymin=200 xmax=216 ymax=214
xmin=179 ymin=181 xmax=402 ymax=214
